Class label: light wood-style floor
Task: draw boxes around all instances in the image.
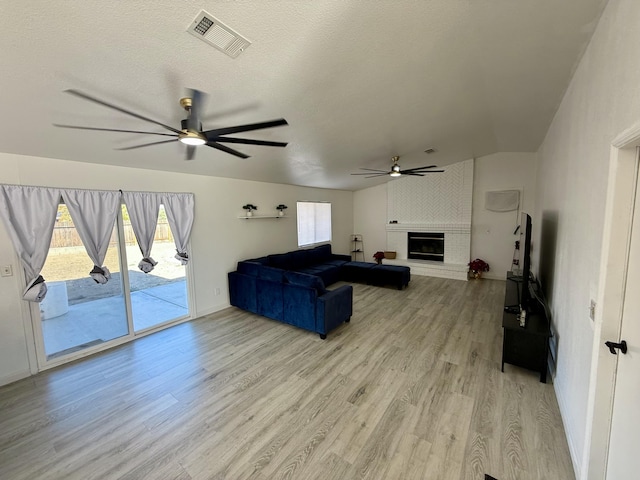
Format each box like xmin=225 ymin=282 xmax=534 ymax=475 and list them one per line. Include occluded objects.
xmin=0 ymin=276 xmax=575 ymax=480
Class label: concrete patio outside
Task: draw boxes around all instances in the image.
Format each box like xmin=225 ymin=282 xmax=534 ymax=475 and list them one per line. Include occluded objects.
xmin=39 ymin=241 xmax=189 ymax=359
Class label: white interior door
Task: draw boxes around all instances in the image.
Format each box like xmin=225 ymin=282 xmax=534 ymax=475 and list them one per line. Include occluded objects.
xmin=606 ymin=170 xmax=640 ymax=477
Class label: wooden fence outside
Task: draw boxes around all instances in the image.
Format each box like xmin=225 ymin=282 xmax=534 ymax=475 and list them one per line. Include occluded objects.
xmin=50 ymin=221 xmax=174 ymax=248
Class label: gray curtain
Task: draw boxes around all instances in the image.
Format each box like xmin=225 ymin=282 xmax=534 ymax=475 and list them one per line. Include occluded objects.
xmin=123 ymin=191 xmax=160 ymax=273
xmin=0 ymin=185 xmax=61 ymax=302
xmin=162 ymin=193 xmax=195 ymax=264
xmin=62 ymin=189 xmax=121 ymax=284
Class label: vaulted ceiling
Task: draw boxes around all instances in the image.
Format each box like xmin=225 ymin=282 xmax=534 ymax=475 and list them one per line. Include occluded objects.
xmin=0 ymin=1 xmax=606 ymax=190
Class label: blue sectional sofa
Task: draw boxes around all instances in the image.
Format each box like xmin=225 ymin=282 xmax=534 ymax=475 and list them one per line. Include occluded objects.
xmin=228 ymin=244 xmax=353 ymax=339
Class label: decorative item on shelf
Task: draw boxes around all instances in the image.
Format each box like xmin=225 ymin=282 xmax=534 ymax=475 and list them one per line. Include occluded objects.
xmin=242 ymin=204 xmax=257 ymax=217
xmin=276 ymin=204 xmax=288 ymax=216
xmin=373 ymin=251 xmax=385 ymax=265
xmin=468 ymin=258 xmax=490 ymax=279
xmin=384 ymin=251 xmax=396 ymax=259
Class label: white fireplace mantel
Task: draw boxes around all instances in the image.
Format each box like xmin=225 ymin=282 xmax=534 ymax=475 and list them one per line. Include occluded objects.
xmin=385 ymin=223 xmax=471 ymax=234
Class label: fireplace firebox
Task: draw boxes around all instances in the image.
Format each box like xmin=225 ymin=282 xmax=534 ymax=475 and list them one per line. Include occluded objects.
xmin=407 ymin=232 xmax=444 ymax=261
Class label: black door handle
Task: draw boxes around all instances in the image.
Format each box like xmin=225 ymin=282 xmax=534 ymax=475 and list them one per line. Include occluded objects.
xmin=605 ymin=340 xmax=628 ymax=355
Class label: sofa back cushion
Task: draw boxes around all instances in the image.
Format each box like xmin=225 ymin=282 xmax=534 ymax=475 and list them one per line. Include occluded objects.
xmin=258 ymin=265 xmax=285 ymax=282
xmin=314 ymin=244 xmax=332 ymax=262
xmin=249 ymin=256 xmax=268 ymax=265
xmin=284 ymin=271 xmax=327 ymax=295
xmin=267 ymin=252 xmax=294 ymax=270
xmin=237 ymin=261 xmax=262 ymax=276
xmin=291 ymin=249 xmax=310 ymax=269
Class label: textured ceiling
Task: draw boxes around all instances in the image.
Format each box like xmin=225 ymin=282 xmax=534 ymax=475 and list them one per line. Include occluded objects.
xmin=0 ymin=1 xmax=606 ymax=191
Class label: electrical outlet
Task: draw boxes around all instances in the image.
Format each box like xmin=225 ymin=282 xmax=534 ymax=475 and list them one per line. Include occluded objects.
xmin=1 ymin=265 xmax=12 ymax=277
xmin=589 ymin=300 xmax=596 ymax=321
xmin=215 ymin=287 xmax=221 ymax=296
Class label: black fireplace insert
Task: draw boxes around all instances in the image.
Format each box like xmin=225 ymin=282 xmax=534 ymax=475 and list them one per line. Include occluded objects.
xmin=407 ymin=232 xmax=444 ymax=261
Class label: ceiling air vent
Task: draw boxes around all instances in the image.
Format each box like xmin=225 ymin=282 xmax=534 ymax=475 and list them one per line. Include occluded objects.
xmin=424 ymin=148 xmax=437 ymax=154
xmin=187 ymin=11 xmax=251 ymax=58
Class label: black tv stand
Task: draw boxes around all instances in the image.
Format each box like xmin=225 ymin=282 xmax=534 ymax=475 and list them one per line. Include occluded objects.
xmin=501 ymin=271 xmax=551 ymax=383
xmin=503 ymin=305 xmax=520 ymax=314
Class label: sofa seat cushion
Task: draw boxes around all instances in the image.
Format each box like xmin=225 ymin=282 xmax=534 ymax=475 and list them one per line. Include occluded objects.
xmin=370 ymin=264 xmax=411 ymax=290
xmin=323 ymin=259 xmax=349 ymax=267
xmin=341 ymin=261 xmax=376 ymax=282
xmin=296 ymin=266 xmax=324 ymax=275
xmin=284 ymin=271 xmax=327 ymax=295
xmin=309 ymin=264 xmax=341 ymax=286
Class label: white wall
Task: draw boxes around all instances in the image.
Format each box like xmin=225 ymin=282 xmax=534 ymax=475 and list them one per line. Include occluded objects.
xmin=534 ymin=0 xmax=640 ymax=477
xmin=0 ymin=152 xmax=353 ymax=386
xmin=353 ymin=183 xmax=387 ymax=261
xmin=471 ymin=152 xmax=538 ymax=280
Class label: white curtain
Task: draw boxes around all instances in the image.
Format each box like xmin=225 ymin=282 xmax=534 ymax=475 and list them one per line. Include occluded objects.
xmin=123 ymin=191 xmax=160 ymax=273
xmin=162 ymin=193 xmax=194 ymax=264
xmin=62 ymin=189 xmax=121 ymax=284
xmin=0 ymin=185 xmax=61 ymax=302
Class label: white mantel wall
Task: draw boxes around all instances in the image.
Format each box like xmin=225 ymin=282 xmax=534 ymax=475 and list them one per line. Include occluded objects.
xmin=0 ymin=152 xmax=353 ymax=386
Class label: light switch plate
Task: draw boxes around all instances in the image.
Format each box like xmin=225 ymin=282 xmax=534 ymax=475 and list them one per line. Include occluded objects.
xmin=1 ymin=265 xmax=13 ymax=277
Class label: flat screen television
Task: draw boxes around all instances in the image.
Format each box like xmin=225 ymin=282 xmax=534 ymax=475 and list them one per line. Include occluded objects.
xmin=508 ymin=212 xmax=532 ymax=312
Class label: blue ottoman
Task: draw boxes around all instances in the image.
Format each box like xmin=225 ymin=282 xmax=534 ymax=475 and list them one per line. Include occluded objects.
xmin=341 ymin=261 xmax=377 ymax=283
xmin=370 ymin=264 xmax=411 ymax=290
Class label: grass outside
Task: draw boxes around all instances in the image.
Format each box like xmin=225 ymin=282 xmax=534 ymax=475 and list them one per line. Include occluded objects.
xmin=41 ymin=241 xmax=185 ymax=305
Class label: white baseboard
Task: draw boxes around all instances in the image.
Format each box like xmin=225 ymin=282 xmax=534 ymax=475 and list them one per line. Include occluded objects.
xmin=0 ymin=369 xmax=31 ymax=387
xmin=554 ymin=380 xmax=582 ymax=479
xmin=196 ymin=301 xmax=231 ymax=318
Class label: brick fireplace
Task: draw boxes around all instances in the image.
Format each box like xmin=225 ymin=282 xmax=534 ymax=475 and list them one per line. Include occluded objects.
xmin=383 ymin=159 xmax=473 ymax=280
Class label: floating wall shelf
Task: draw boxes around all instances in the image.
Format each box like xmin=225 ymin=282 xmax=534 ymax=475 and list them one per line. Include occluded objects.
xmin=238 ymin=215 xmax=288 ymax=219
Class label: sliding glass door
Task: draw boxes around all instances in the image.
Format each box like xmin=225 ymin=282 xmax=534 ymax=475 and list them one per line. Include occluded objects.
xmin=39 ymin=204 xmax=129 ymax=360
xmin=37 ymin=202 xmax=191 ymax=364
xmin=123 ymin=204 xmax=189 ymax=332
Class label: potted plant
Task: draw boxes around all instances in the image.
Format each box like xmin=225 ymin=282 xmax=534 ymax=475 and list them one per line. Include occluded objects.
xmin=373 ymin=251 xmax=385 ymax=264
xmin=242 ymin=204 xmax=257 ymax=217
xmin=276 ymin=204 xmax=288 ymax=216
xmin=468 ymin=258 xmax=490 ymax=279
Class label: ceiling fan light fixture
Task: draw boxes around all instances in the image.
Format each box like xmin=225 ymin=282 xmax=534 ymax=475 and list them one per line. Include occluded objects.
xmin=390 ymin=163 xmax=401 ymax=176
xmin=179 ymin=130 xmax=207 ymax=146
xmin=390 ymin=171 xmax=401 ymax=177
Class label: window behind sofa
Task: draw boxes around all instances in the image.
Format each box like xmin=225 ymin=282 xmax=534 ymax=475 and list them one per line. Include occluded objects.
xmin=297 ymin=201 xmax=332 ymax=247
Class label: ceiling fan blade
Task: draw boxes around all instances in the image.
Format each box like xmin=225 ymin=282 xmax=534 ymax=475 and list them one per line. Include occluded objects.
xmin=186 ymin=145 xmax=196 ymax=161
xmin=351 ymin=172 xmax=389 ymax=176
xmin=186 ymin=88 xmax=204 ymax=131
xmin=206 ymin=141 xmax=250 ymax=159
xmin=401 ymin=164 xmax=438 ymax=172
xmin=64 ymin=89 xmax=183 ymax=135
xmin=115 ymin=139 xmax=178 ymax=151
xmin=53 ymin=124 xmax=178 ymax=137
xmin=365 ymin=174 xmax=391 ymax=178
xmin=203 ymin=119 xmax=288 ymax=138
xmin=214 ymin=137 xmax=288 ymax=147
xmin=401 ymin=169 xmax=445 ymax=174
xmin=358 ymin=168 xmax=388 ymax=173
xmin=405 ymin=173 xmax=425 ymax=176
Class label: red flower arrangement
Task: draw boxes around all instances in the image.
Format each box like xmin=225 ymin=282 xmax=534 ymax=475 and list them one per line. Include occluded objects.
xmin=373 ymin=251 xmax=385 ymax=262
xmin=468 ymin=258 xmax=490 ymax=272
